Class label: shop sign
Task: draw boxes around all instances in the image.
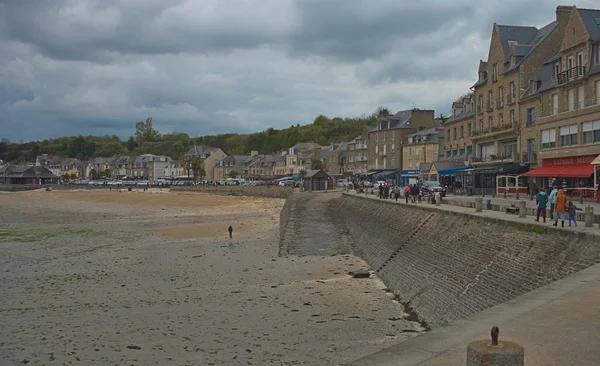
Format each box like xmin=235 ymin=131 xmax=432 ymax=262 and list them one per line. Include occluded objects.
xmin=543 ymin=155 xmax=596 ymax=166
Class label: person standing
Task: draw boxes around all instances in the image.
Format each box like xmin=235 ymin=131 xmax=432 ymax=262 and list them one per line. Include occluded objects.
xmin=404 ymin=185 xmax=410 ymax=203
xmin=393 ymin=185 xmax=400 ymax=201
xmin=410 ymin=184 xmax=420 ymax=203
xmin=567 ymin=200 xmax=582 ymax=227
xmin=548 ymin=185 xmax=558 ymax=220
xmin=553 ymin=188 xmax=567 ymax=227
xmin=535 ymin=188 xmax=548 ymax=223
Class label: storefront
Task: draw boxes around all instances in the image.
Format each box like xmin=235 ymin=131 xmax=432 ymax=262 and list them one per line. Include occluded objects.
xmin=521 ymin=154 xmax=597 ymax=199
xmin=375 ymin=170 xmax=400 ymax=185
xmin=471 ymin=162 xmax=529 ymax=196
xmin=401 ymin=169 xmax=420 ymax=186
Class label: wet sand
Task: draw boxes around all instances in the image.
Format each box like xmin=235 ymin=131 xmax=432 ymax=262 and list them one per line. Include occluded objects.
xmin=0 ymin=189 xmax=423 ymax=365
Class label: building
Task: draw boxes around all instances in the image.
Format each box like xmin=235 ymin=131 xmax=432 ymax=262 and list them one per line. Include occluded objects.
xmin=86 ymin=157 xmax=111 ymax=178
xmin=302 ymin=169 xmax=333 ymax=191
xmin=344 ymin=135 xmax=368 ymax=175
xmin=470 ymin=6 xmax=572 ymax=194
xmin=0 ymin=165 xmax=59 ymax=184
xmin=443 ymin=94 xmax=475 ymax=160
xmin=164 ymin=160 xmax=187 ymax=178
xmin=324 ymin=142 xmax=348 ymax=177
xmin=35 ymin=155 xmax=85 ymax=179
xmin=401 ymin=127 xmax=444 ymax=185
xmin=184 ymin=146 xmax=227 ymax=181
xmin=108 ymin=156 xmax=135 ymax=179
xmin=131 ymin=154 xmax=171 ymax=180
xmin=521 ymin=6 xmax=600 ymax=192
xmin=368 ymin=109 xmax=438 ymax=183
xmin=214 ymin=154 xmax=252 ymax=180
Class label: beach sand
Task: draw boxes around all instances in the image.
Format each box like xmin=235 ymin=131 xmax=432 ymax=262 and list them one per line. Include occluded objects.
xmin=0 ymin=189 xmax=422 ymax=365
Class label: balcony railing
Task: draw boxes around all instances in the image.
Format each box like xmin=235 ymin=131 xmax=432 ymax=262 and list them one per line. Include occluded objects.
xmin=522 ymin=152 xmax=537 ymax=164
xmin=539 ymin=97 xmax=600 ymax=118
xmin=557 ymin=66 xmax=586 ymax=85
xmin=472 ymin=152 xmax=519 ymax=164
xmin=471 ymin=122 xmax=515 ymax=137
xmin=368 ymin=163 xmax=398 ymax=170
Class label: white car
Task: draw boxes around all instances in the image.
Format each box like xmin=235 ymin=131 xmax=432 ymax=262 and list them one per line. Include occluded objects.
xmin=373 ymin=181 xmax=386 ymax=189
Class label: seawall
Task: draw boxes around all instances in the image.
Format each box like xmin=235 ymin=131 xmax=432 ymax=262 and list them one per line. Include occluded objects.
xmin=336 ymin=193 xmax=600 ymax=329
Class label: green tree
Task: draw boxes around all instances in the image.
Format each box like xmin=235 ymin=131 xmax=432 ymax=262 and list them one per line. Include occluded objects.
xmin=299 ymin=169 xmax=307 ymax=180
xmin=135 ymin=117 xmax=160 ymax=142
xmin=229 ymin=170 xmax=238 ymax=179
xmin=310 ymin=157 xmax=324 ymax=170
xmin=89 ymin=169 xmax=100 ymax=180
xmin=100 ymin=169 xmax=112 ymax=178
xmin=185 ymin=156 xmax=205 ymax=183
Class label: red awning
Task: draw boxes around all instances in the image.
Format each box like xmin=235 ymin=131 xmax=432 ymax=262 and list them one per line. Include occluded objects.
xmin=520 ymin=163 xmax=594 ymax=178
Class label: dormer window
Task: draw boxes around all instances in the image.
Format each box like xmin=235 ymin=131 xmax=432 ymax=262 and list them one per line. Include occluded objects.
xmin=492 ymin=64 xmax=498 ymax=82
xmin=508 ymin=40 xmax=518 ymax=46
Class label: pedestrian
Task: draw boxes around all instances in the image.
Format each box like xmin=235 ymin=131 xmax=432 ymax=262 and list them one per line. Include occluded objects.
xmin=535 ymin=188 xmax=548 ymax=223
xmin=567 ymin=200 xmax=582 ymax=227
xmin=228 ymin=225 xmax=233 ymax=238
xmin=393 ymin=185 xmax=400 ymax=201
xmin=548 ymin=185 xmax=558 ymax=220
xmin=553 ymin=188 xmax=567 ymax=227
xmin=404 ymin=185 xmax=410 ymax=203
xmin=379 ymin=184 xmax=384 ymax=199
xmin=410 ymin=184 xmax=420 ymax=203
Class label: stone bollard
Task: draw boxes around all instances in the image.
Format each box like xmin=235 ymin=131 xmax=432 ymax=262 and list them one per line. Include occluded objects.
xmin=585 ymin=206 xmax=593 ymax=228
xmin=519 ymin=201 xmax=526 ymax=218
xmin=516 ymin=190 xmax=520 ymax=200
xmin=435 ymin=193 xmax=441 ymax=206
xmin=467 ymin=326 xmax=524 ymax=366
xmin=487 ymin=199 xmax=492 ymax=210
xmin=475 ymin=197 xmax=483 ymax=212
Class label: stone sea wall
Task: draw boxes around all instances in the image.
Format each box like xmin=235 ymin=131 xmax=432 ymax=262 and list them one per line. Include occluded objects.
xmin=171 ymin=185 xmax=294 ymax=199
xmin=336 ymin=193 xmax=600 ymax=329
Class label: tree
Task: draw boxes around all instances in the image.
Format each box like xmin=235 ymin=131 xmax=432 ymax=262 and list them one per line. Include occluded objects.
xmin=89 ymin=169 xmax=100 ymax=180
xmin=310 ymin=157 xmax=324 ymax=170
xmin=229 ymin=170 xmax=238 ymax=179
xmin=299 ymin=169 xmax=307 ymax=180
xmin=126 ymin=136 xmax=137 ymax=151
xmin=185 ymin=156 xmax=205 ymax=183
xmin=376 ymin=106 xmax=390 ymax=116
xmin=135 ymin=117 xmax=160 ymax=142
xmin=100 ymin=169 xmax=112 ymax=178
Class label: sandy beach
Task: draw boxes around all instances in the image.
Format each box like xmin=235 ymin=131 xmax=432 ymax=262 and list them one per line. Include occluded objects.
xmin=0 ymin=189 xmax=422 ymax=365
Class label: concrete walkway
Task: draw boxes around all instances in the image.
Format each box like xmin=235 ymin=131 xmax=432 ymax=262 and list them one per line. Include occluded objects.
xmin=347 ymin=191 xmax=600 ymax=236
xmin=343 ymin=192 xmax=600 ymax=365
xmin=347 ymin=263 xmax=600 ymax=366
xmin=445 ymin=193 xmax=600 ymax=212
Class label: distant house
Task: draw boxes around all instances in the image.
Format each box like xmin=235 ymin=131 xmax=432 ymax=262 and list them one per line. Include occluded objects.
xmin=184 ymin=145 xmax=227 ymax=181
xmin=131 ymin=154 xmax=171 ymax=181
xmin=0 ymin=165 xmax=59 ymax=184
xmin=214 ymin=154 xmax=253 ymax=180
xmin=302 ymin=169 xmax=333 ymax=191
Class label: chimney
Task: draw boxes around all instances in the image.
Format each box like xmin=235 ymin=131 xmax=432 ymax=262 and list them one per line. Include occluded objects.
xmin=556 ymin=5 xmax=573 ymax=26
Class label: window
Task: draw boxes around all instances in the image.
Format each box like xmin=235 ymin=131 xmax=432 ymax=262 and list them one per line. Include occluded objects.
xmin=488 ymin=91 xmax=493 ymax=108
xmin=479 ymin=119 xmax=484 ymax=131
xmin=578 ymin=86 xmax=584 ymax=109
xmin=478 ymin=95 xmax=484 ymax=112
xmin=492 ymin=64 xmax=498 ymax=82
xmin=488 ymin=116 xmax=493 ymax=129
xmin=597 ymin=80 xmax=600 ymax=103
xmin=501 ymin=140 xmax=518 ymax=156
xmin=595 ymin=43 xmax=600 ymax=66
xmin=467 ymin=123 xmax=472 ymax=136
xmin=422 ymin=147 xmax=426 ymax=160
xmin=568 ymin=89 xmax=575 ymax=110
xmin=526 ymin=108 xmax=536 ymax=126
xmin=509 ymin=82 xmax=515 ymax=103
xmin=541 ymin=128 xmax=556 ymax=149
xmin=446 ymin=129 xmax=451 ymax=141
xmin=446 ymin=151 xmax=451 ymax=158
xmin=554 ymin=62 xmax=561 ymax=79
xmin=453 ymin=128 xmax=457 ymax=140
xmin=510 ymin=110 xmax=515 ymax=124
xmin=459 ymin=148 xmax=465 ymax=157
xmin=552 ymin=94 xmax=559 ymax=114
xmin=479 ymin=143 xmax=495 ymax=159
xmin=467 ymin=146 xmax=473 ymax=156
xmin=499 ymin=113 xmax=504 ymax=126
xmin=582 ymin=120 xmax=600 ymax=143
xmin=460 ymin=125 xmax=464 ymax=138
xmin=559 ymin=124 xmax=578 ymax=146
xmin=508 ymin=40 xmax=517 ymax=46
xmin=577 ymin=52 xmax=584 ymax=75
xmin=499 ymin=86 xmax=504 ymax=106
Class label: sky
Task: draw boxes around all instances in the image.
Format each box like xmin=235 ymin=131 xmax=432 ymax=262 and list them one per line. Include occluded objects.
xmin=1 ymin=1 xmax=597 ymax=142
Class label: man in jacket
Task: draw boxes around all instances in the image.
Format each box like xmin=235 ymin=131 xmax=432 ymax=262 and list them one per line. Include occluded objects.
xmin=535 ymin=188 xmax=548 ymax=223
xmin=548 ymin=185 xmax=558 ymax=220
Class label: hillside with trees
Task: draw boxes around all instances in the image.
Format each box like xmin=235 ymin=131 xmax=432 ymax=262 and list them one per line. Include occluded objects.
xmin=0 ymin=113 xmax=378 ymax=163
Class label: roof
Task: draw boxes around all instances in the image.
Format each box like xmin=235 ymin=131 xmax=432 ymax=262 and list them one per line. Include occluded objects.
xmin=304 ymin=169 xmax=330 ymax=178
xmin=408 ymin=127 xmax=443 ymax=137
xmin=496 ymin=24 xmax=540 ymax=62
xmin=2 ymin=165 xmax=59 ymax=179
xmin=419 ymin=163 xmax=432 ymax=173
xmin=184 ymin=145 xmax=217 ymax=157
xmin=373 ymin=109 xmax=429 ymax=131
xmin=577 ymin=8 xmax=600 ymax=41
xmin=501 ymin=21 xmax=558 ymax=72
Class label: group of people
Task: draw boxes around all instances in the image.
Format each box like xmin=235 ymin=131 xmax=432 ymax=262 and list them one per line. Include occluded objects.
xmin=373 ymin=181 xmax=423 ymax=204
xmin=535 ymin=185 xmax=582 ymax=227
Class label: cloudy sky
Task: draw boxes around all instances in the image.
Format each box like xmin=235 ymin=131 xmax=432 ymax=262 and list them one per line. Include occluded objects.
xmin=0 ymin=0 xmax=596 ymax=142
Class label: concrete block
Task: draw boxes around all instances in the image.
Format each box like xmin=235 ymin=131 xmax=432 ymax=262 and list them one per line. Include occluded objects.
xmin=519 ymin=201 xmax=527 ymax=218
xmin=475 ymin=197 xmax=483 ymax=212
xmin=467 ymin=340 xmax=524 ymax=366
xmin=585 ymin=206 xmax=593 ymax=228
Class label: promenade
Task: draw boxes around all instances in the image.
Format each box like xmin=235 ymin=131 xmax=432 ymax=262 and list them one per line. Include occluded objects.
xmin=344 ymin=191 xmax=600 ymax=365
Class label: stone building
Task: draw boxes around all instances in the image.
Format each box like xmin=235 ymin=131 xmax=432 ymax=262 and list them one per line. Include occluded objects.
xmin=344 ymin=134 xmax=368 ymax=175
xmin=367 ymin=109 xmax=438 ymax=183
xmin=521 ymin=6 xmax=600 ymax=192
xmin=443 ymin=94 xmax=475 ymax=160
xmin=470 ymin=6 xmax=573 ymax=194
xmin=401 ymin=127 xmax=444 ymax=185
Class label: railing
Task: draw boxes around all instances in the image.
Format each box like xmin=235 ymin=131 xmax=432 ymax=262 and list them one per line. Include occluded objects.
xmin=557 ymin=66 xmax=586 ymax=85
xmin=368 ymin=164 xmax=398 ymax=170
xmin=472 ymin=152 xmax=519 ymax=163
xmin=521 ymin=152 xmax=537 ymax=164
xmin=471 ymin=122 xmax=515 ymax=137
xmin=539 ymin=97 xmax=600 ymax=118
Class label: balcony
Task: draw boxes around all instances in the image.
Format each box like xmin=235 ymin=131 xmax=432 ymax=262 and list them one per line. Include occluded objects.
xmin=470 ymin=122 xmax=517 ymax=140
xmin=539 ymin=97 xmax=600 ymax=119
xmin=368 ymin=163 xmax=398 ymax=171
xmin=521 ymin=152 xmax=537 ymax=164
xmin=557 ymin=66 xmax=586 ymax=85
xmin=472 ymin=152 xmax=519 ymax=165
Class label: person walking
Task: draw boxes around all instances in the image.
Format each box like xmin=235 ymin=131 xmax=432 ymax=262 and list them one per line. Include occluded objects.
xmin=553 ymin=188 xmax=567 ymax=227
xmin=535 ymin=188 xmax=548 ymax=223
xmin=410 ymin=184 xmax=420 ymax=203
xmin=567 ymin=200 xmax=582 ymax=227
xmin=404 ymin=185 xmax=410 ymax=203
xmin=393 ymin=185 xmax=400 ymax=201
xmin=548 ymin=185 xmax=558 ymax=220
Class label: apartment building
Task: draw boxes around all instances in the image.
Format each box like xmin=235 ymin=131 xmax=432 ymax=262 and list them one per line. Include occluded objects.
xmin=521 ymin=6 xmax=600 ymax=191
xmin=470 ymin=6 xmax=572 ymax=194
xmin=344 ymin=135 xmax=368 ymax=175
xmin=401 ymin=127 xmax=444 ymax=184
xmin=184 ymin=145 xmax=227 ymax=181
xmin=368 ymin=109 xmax=437 ymax=183
xmin=324 ymin=142 xmax=347 ymax=177
xmin=443 ymin=94 xmax=475 ymax=160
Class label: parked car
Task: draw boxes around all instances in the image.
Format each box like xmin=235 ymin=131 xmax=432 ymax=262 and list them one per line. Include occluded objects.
xmin=420 ymin=181 xmax=446 ymax=197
